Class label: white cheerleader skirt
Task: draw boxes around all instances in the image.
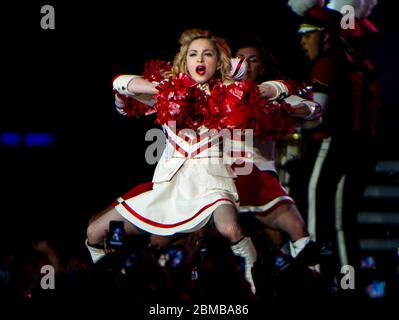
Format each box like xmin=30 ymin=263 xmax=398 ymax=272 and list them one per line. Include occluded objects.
xmin=113 ymin=157 xmax=239 ymax=235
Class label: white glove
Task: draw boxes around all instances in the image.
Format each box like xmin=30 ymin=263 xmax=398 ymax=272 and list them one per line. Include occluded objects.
xmin=230 ymin=57 xmax=248 ymax=80
xmin=113 ymin=75 xmax=141 ymax=95
xmin=259 ymin=80 xmax=290 ymax=100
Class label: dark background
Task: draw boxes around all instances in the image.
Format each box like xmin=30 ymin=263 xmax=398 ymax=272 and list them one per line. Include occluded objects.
xmin=1 ymin=1 xmax=397 ymax=253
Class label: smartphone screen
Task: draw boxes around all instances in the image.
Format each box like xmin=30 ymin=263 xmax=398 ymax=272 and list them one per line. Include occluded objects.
xmin=107 ymin=220 xmax=125 ymax=248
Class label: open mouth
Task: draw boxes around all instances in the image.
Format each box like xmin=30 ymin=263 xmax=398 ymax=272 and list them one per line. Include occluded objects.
xmin=196 ymin=65 xmax=206 ymax=75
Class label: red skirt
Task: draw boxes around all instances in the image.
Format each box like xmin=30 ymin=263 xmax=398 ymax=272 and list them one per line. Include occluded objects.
xmin=236 ymin=167 xmax=294 ymax=216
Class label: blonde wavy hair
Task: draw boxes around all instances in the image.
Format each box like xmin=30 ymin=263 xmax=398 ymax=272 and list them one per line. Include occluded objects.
xmin=165 ymin=28 xmax=233 ymax=83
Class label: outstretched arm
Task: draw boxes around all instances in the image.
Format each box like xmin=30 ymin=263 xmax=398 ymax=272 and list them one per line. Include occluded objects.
xmin=284 ymin=95 xmax=322 ymax=128
xmin=258 ymin=80 xmax=322 ymax=128
xmin=113 ymin=75 xmax=158 ymax=107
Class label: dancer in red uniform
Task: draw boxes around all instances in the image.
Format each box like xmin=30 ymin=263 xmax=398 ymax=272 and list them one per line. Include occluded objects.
xmin=288 ymin=0 xmax=381 ymax=278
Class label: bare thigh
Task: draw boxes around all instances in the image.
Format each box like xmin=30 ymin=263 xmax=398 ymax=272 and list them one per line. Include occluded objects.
xmin=212 ymin=204 xmax=242 ymax=242
xmin=255 ymin=203 xmax=299 ymax=226
xmin=255 ymin=203 xmax=307 ymax=241
xmin=87 ymin=207 xmax=142 ymax=245
xmin=88 ymin=205 xmax=113 ymax=225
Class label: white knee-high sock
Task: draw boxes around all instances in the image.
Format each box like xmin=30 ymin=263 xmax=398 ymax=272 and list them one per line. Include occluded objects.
xmin=289 ymin=236 xmax=311 ymax=258
xmin=85 ymin=239 xmax=106 ymax=264
xmin=230 ymin=237 xmax=257 ymax=294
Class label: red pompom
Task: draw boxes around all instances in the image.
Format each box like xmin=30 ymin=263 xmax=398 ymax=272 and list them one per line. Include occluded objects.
xmin=153 ymin=73 xmax=208 ymax=130
xmin=206 ymin=80 xmax=260 ymax=130
xmin=136 ymin=73 xmax=298 ymax=139
xmin=254 ymin=99 xmax=296 ymax=140
xmin=115 ymin=92 xmax=151 ymax=118
xmin=142 ymin=59 xmax=172 ymax=83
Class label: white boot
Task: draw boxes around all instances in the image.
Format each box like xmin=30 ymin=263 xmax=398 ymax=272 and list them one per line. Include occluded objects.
xmin=230 ymin=237 xmax=257 ymax=294
xmin=85 ymin=239 xmax=106 ymax=264
xmin=289 ymin=236 xmax=310 ymax=258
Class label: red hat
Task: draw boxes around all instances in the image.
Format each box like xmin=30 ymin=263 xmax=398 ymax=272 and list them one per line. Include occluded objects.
xmin=298 ymin=6 xmax=343 ymax=35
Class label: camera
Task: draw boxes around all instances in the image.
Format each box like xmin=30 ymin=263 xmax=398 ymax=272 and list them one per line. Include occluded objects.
xmin=106 ymin=220 xmax=125 ymax=249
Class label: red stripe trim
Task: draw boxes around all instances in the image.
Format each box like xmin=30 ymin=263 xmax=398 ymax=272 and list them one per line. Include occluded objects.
xmin=178 ymin=130 xmax=211 ymax=145
xmin=168 ymin=136 xmax=188 ymax=157
xmin=197 ymin=130 xmax=211 ymax=142
xmin=120 ymin=198 xmax=235 ymax=228
xmin=167 ymin=135 xmax=221 ymax=158
xmin=184 ymin=135 xmax=191 ymax=143
xmin=231 ymin=131 xmax=246 ymax=141
xmin=232 ymin=57 xmax=245 ymax=78
xmin=190 ymin=138 xmax=221 ymax=158
xmin=230 ymin=151 xmax=250 ymax=158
